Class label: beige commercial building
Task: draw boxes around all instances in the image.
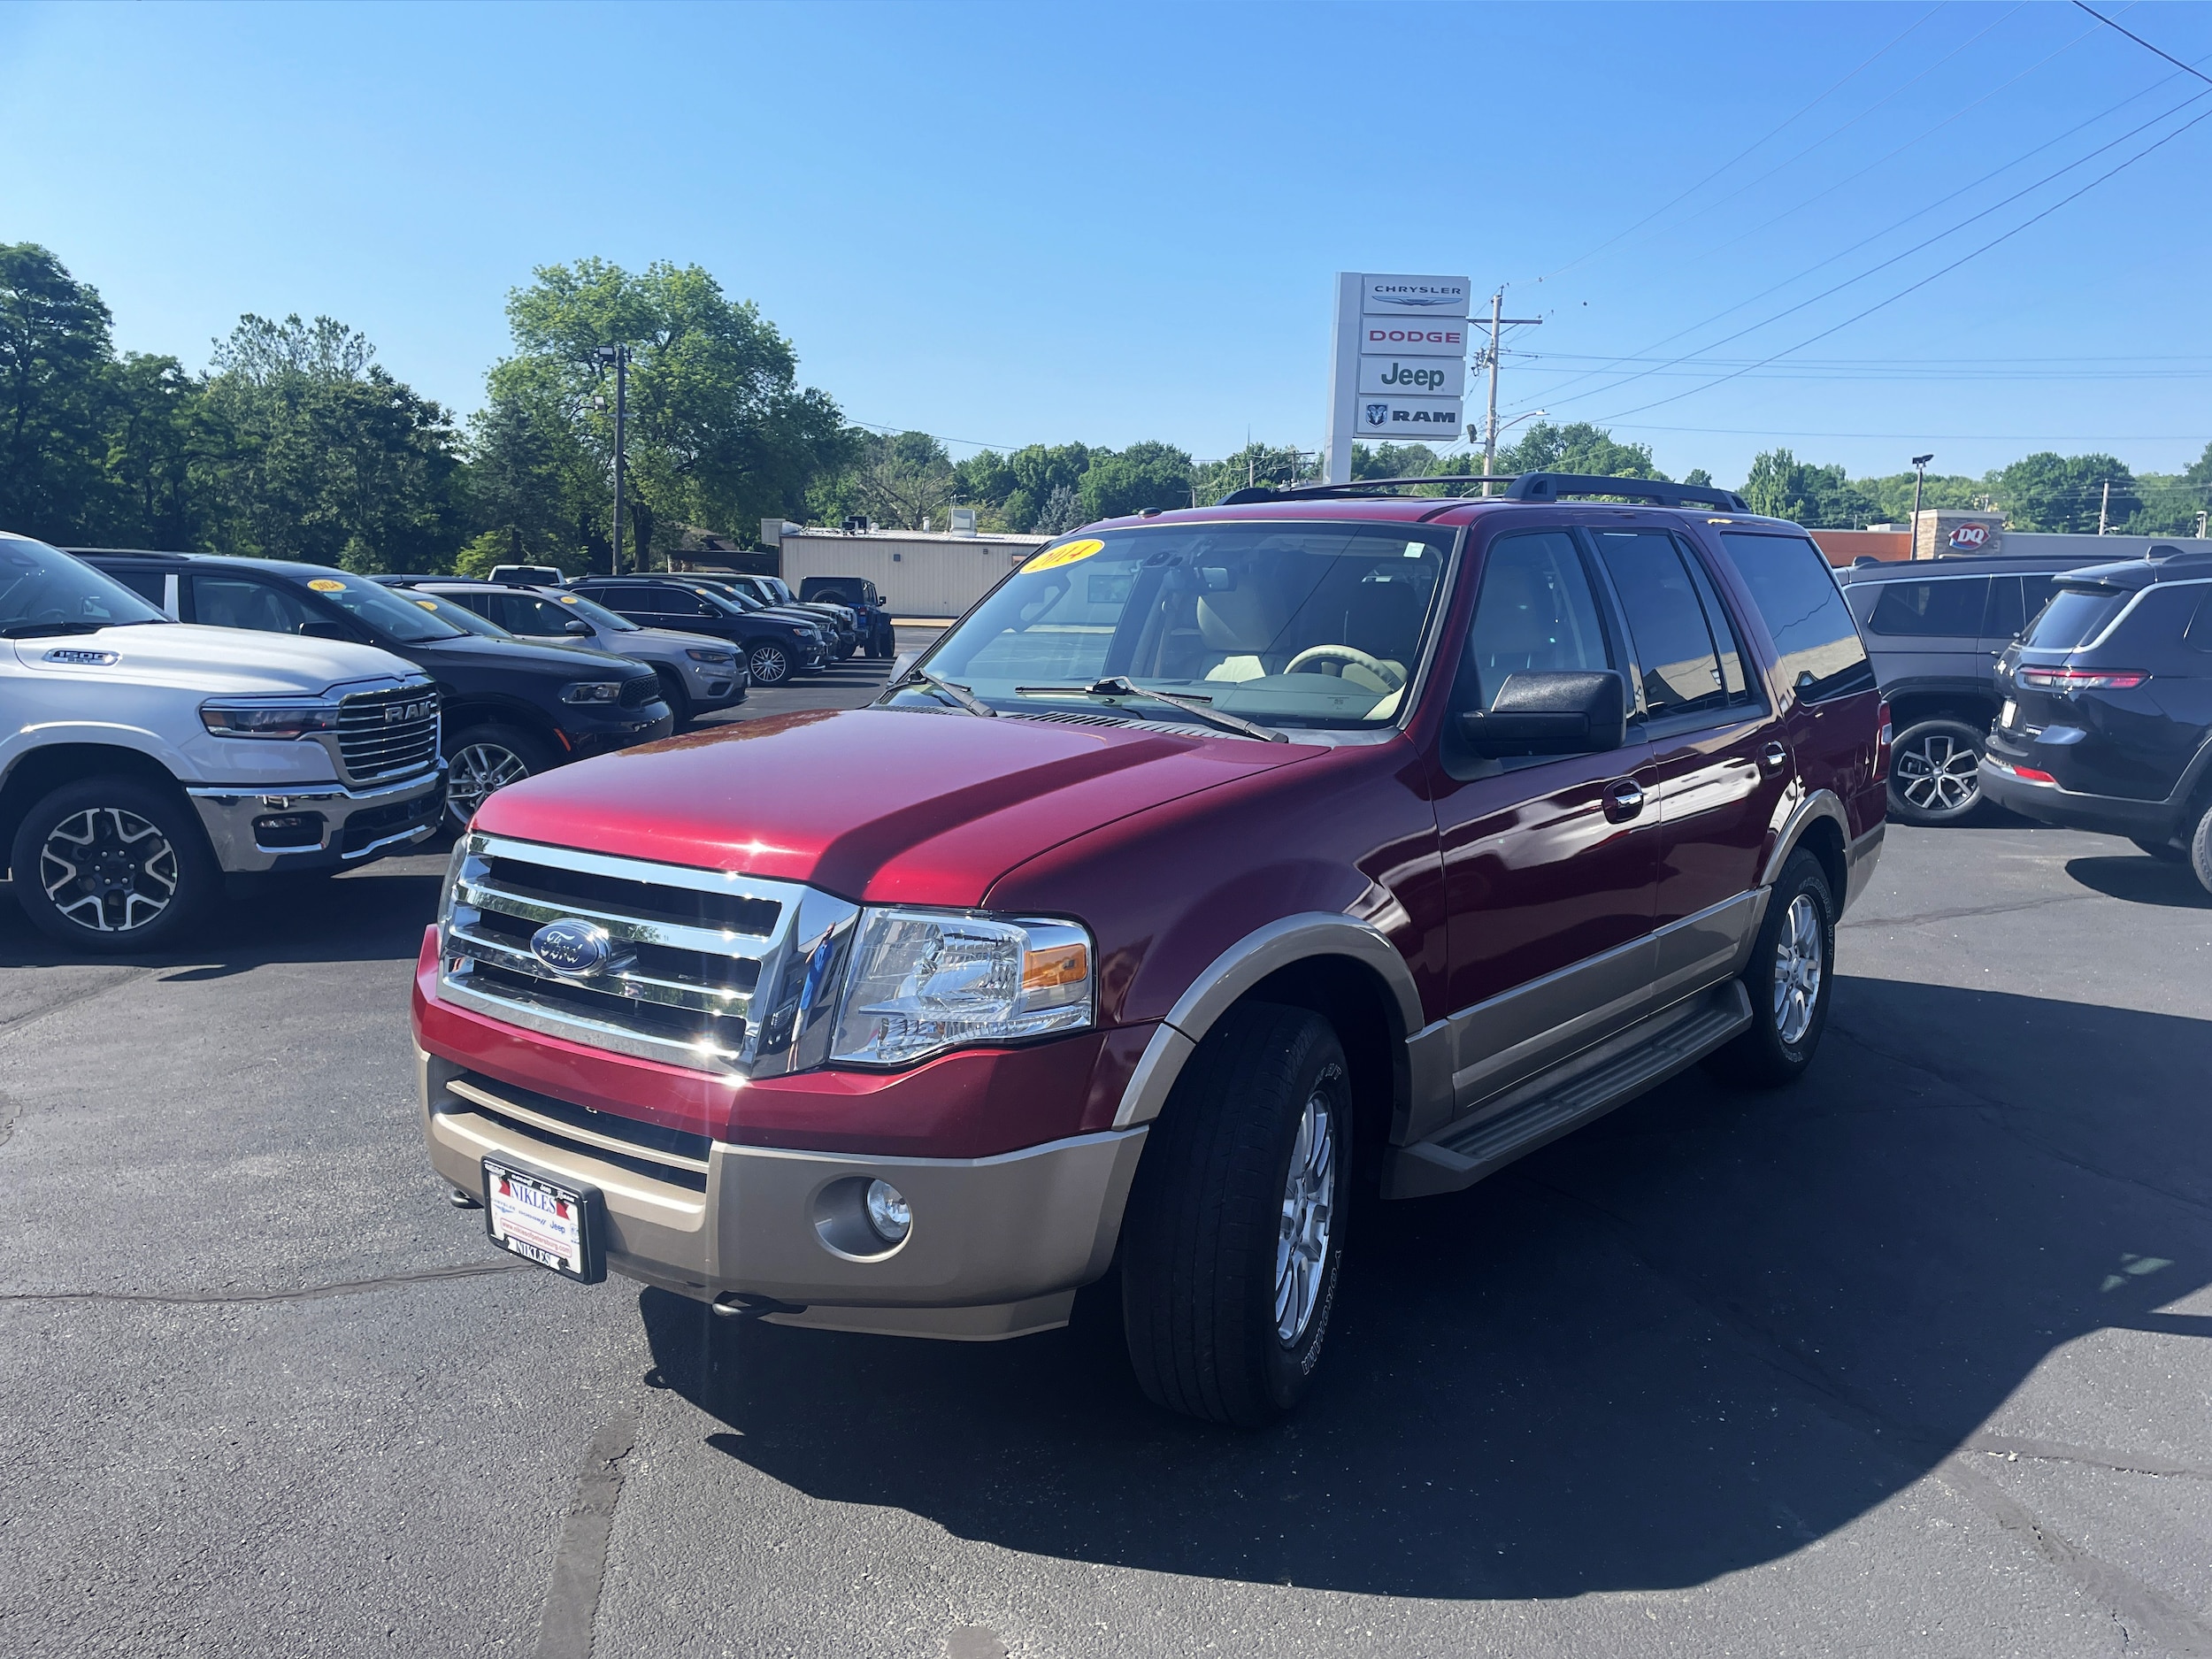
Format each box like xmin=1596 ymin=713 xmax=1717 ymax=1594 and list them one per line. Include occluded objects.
xmin=764 ymin=522 xmax=1051 ymax=618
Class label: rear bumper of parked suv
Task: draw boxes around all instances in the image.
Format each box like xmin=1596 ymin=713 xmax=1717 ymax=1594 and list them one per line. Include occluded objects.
xmin=411 ymin=931 xmax=1147 ymax=1340
xmin=187 ymin=763 xmax=446 ymax=872
xmin=1979 ymin=747 xmax=2185 ymax=839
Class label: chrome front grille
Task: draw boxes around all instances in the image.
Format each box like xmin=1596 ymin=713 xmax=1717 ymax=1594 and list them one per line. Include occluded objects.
xmin=337 ymin=683 xmax=441 ymax=783
xmin=437 ymin=833 xmax=858 ymax=1075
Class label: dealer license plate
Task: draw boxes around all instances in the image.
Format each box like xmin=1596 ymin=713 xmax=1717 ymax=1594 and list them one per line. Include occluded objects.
xmin=483 ymin=1156 xmax=605 ymax=1283
xmin=2000 ymin=699 xmax=2016 ymax=729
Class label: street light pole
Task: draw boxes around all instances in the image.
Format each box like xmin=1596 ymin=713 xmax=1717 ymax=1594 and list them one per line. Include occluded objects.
xmin=1479 ymin=288 xmax=1544 ymax=495
xmin=1909 ymin=452 xmax=1933 ymax=556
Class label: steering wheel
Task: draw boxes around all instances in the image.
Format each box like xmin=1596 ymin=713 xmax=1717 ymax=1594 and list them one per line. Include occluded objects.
xmin=1284 ymin=643 xmax=1405 ymax=689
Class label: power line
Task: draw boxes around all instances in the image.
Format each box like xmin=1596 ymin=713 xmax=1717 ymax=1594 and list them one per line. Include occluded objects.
xmin=1545 ymin=80 xmax=2212 ymax=416
xmin=1593 ymin=98 xmax=2212 ymax=424
xmin=1526 ymin=4 xmax=1945 ymax=284
xmin=2072 ymin=0 xmax=2212 ymax=85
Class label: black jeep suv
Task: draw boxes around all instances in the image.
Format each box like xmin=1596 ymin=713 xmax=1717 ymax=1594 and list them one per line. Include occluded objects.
xmin=1836 ymin=552 xmax=2120 ymax=826
xmin=78 ymin=551 xmax=672 ymax=829
xmin=1981 ymin=547 xmax=2212 ymax=889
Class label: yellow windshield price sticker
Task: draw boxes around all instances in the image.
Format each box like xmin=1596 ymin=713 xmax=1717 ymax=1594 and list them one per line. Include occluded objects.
xmin=307 ymin=579 xmax=346 ymax=592
xmin=415 ymin=600 xmax=438 ymax=611
xmin=559 ymin=595 xmax=580 ymax=603
xmin=1025 ymin=538 xmax=1104 ymax=572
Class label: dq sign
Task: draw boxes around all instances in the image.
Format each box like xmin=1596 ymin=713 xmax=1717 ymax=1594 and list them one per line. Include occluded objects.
xmin=1947 ymin=523 xmax=1993 ymax=551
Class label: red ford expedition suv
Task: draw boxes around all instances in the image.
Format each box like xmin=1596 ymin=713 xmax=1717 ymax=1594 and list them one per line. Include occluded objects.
xmin=412 ymin=472 xmax=1889 ymax=1425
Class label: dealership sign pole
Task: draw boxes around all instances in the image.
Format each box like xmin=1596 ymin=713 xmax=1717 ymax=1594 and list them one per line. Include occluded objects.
xmin=1325 ymin=273 xmax=1470 ymax=485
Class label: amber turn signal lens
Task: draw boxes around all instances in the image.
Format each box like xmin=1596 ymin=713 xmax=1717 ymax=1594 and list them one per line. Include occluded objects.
xmin=1021 ymin=941 xmax=1088 ymax=995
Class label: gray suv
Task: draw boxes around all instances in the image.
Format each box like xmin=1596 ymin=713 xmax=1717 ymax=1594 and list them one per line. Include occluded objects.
xmin=1837 ymin=554 xmax=2119 ymax=825
xmin=380 ymin=579 xmax=748 ymax=726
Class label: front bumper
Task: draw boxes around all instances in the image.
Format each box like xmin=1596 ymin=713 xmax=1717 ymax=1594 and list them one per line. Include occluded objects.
xmin=419 ymin=1048 xmax=1145 ymax=1339
xmin=1978 ymin=755 xmax=2182 ymax=839
xmin=562 ymin=705 xmax=675 ymax=757
xmin=187 ymin=764 xmax=445 ymax=872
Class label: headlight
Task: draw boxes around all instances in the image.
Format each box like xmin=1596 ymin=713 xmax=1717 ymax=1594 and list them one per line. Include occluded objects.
xmin=686 ymin=648 xmax=735 ymax=665
xmin=829 ymin=909 xmax=1092 ymax=1067
xmin=559 ymin=680 xmax=623 ymax=704
xmin=200 ymin=698 xmax=341 ymax=739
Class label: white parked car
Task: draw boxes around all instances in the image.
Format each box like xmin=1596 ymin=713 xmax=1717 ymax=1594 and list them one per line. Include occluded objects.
xmin=1 ymin=534 xmax=445 ymax=952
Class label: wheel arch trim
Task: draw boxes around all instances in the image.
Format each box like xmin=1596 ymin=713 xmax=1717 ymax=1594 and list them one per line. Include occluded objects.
xmin=1110 ymin=912 xmax=1427 ymax=1129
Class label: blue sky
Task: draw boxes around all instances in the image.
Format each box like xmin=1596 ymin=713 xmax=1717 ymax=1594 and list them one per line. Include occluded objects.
xmin=7 ymin=1 xmax=2209 ymax=485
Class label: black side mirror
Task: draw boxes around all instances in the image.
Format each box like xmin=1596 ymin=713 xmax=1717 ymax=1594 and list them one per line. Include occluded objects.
xmin=564 ymin=618 xmax=591 ymax=635
xmin=1459 ymin=671 xmax=1628 ymax=757
xmin=297 ymin=618 xmax=352 ymax=642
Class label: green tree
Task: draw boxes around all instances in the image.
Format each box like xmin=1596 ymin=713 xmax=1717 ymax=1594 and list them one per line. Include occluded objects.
xmin=193 ymin=313 xmax=462 ymax=570
xmin=0 ymin=243 xmax=115 ymax=541
xmin=1988 ymin=451 xmax=2140 ymax=534
xmin=1852 ymin=470 xmax=1983 ymax=524
xmin=811 ymin=428 xmax=957 ymax=530
xmin=956 ymin=442 xmax=1092 ymax=532
xmin=97 ymin=352 xmax=200 ymax=548
xmin=1740 ymin=449 xmax=1878 ymax=526
xmin=1497 ymin=420 xmax=1668 ymax=481
xmin=492 ymin=258 xmax=850 ymax=570
xmin=1195 ymin=442 xmax=1320 ymax=502
xmin=1077 ymin=440 xmax=1193 ymax=520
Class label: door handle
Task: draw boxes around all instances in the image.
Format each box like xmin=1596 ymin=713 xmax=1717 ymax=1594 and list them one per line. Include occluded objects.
xmin=1761 ymin=741 xmax=1787 ymax=772
xmin=1602 ymin=780 xmax=1646 ymax=822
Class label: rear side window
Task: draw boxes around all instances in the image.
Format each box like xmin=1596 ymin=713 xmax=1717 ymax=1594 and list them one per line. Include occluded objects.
xmin=1868 ymin=578 xmax=1988 ymax=637
xmin=1717 ymin=533 xmax=1875 ymax=702
xmin=2023 ymin=588 xmax=2126 ymax=650
xmin=1984 ymin=577 xmax=2024 ymax=641
xmin=1592 ymin=529 xmax=1730 ymax=718
xmin=2187 ymin=594 xmax=2212 ymax=654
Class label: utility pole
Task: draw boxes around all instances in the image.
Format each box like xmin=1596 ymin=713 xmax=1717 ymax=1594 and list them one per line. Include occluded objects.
xmin=1909 ymin=453 xmax=1933 ymax=556
xmin=1479 ymin=288 xmax=1543 ymax=495
xmin=2098 ymin=478 xmax=2111 ymax=535
xmin=595 ymin=343 xmax=630 ymax=572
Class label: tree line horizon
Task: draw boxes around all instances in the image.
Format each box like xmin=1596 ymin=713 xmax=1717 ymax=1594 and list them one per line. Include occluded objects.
xmin=4 ymin=242 xmax=2206 ymax=579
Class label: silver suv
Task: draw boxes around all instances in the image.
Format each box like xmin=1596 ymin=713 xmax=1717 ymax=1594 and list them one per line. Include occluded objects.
xmin=382 ymin=580 xmax=748 ymax=725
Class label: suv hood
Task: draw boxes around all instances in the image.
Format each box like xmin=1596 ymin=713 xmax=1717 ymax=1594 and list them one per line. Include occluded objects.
xmin=472 ymin=706 xmax=1317 ymax=906
xmin=409 ymin=633 xmax=648 ymax=679
xmin=10 ymin=621 xmax=419 ymax=695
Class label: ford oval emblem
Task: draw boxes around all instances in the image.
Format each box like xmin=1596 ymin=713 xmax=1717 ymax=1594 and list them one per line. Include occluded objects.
xmin=530 ymin=918 xmax=614 ymax=977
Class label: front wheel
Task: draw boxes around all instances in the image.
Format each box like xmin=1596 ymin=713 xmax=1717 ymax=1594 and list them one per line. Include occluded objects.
xmin=10 ymin=777 xmax=216 ymax=953
xmin=1888 ymin=717 xmax=1985 ymax=826
xmin=1706 ymin=849 xmax=1836 ymax=1088
xmin=443 ymin=725 xmax=553 ymax=832
xmin=747 ymin=641 xmax=793 ymax=686
xmin=1120 ymin=1002 xmax=1349 ymax=1427
xmin=652 ymin=667 xmax=692 ymax=727
xmin=2189 ymin=799 xmax=2212 ymax=898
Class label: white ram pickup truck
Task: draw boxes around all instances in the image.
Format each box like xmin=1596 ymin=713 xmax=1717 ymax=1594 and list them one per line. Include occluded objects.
xmin=2 ymin=534 xmax=446 ymax=952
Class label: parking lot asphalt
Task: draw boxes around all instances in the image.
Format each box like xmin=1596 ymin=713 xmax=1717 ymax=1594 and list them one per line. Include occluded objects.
xmin=4 ymin=647 xmax=2209 ymax=1658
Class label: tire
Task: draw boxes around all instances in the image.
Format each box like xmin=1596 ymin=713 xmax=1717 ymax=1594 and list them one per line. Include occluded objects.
xmin=10 ymin=776 xmax=217 ymax=953
xmin=747 ymin=641 xmax=793 ymax=687
xmin=2190 ymin=799 xmax=2212 ymax=898
xmin=1120 ymin=1002 xmax=1350 ymax=1427
xmin=1887 ymin=717 xmax=1987 ymax=826
xmin=652 ymin=667 xmax=692 ymax=727
xmin=1706 ymin=849 xmax=1837 ymax=1089
xmin=2131 ymin=835 xmax=2188 ymax=864
xmin=871 ymin=625 xmax=896 ymax=660
xmin=443 ymin=724 xmax=555 ymax=832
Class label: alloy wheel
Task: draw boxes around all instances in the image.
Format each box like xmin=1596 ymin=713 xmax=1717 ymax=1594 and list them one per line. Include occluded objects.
xmin=446 ymin=742 xmax=532 ymax=829
xmin=1895 ymin=732 xmax=1979 ymax=815
xmin=1773 ymin=893 xmax=1824 ymax=1046
xmin=749 ymin=644 xmax=791 ymax=686
xmin=38 ymin=807 xmax=180 ymax=933
xmin=1274 ymin=1083 xmax=1338 ymax=1345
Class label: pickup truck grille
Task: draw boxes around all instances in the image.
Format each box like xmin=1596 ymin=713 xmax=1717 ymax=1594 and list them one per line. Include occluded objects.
xmin=437 ymin=833 xmax=829 ymax=1073
xmin=337 ymin=684 xmax=441 ymax=783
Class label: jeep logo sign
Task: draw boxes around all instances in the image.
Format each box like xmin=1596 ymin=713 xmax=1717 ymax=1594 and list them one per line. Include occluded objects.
xmin=1326 ymin=272 xmax=1472 ymax=481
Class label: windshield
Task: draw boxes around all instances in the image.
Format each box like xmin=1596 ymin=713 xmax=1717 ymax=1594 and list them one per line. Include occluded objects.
xmin=549 ymin=591 xmax=638 ymax=632
xmin=287 ymin=571 xmax=463 ymax=641
xmin=904 ymin=520 xmax=1454 ymax=730
xmin=0 ymin=536 xmax=169 ymax=636
xmin=404 ymin=590 xmax=511 ymax=637
xmin=2023 ymin=587 xmax=2127 ymax=650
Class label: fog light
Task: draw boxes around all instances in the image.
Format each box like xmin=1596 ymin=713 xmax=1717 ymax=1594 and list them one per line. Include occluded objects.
xmin=864 ymin=1179 xmax=911 ymax=1245
xmin=252 ymin=811 xmax=324 ymax=849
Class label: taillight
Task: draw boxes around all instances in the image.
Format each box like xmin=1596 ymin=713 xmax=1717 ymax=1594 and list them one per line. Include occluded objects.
xmin=1872 ymin=700 xmax=1893 ymax=783
xmin=2015 ymin=665 xmax=2147 ymax=691
xmin=2015 ymin=764 xmax=2056 ymax=783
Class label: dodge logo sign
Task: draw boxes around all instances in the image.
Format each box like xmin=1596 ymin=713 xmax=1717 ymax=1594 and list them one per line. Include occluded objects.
xmin=1947 ymin=523 xmax=1993 ymax=550
xmin=530 ymin=918 xmax=618 ymax=978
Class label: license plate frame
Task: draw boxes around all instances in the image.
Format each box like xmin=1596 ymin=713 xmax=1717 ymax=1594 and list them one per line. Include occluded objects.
xmin=482 ymin=1156 xmax=606 ymax=1284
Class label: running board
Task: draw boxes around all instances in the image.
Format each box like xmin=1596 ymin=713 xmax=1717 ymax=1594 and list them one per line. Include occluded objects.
xmin=1386 ymin=980 xmax=1753 ymax=1199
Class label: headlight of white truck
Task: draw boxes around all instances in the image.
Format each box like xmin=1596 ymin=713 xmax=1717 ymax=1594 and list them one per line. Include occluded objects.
xmin=829 ymin=909 xmax=1093 ymax=1067
xmin=199 ymin=698 xmax=341 ymax=738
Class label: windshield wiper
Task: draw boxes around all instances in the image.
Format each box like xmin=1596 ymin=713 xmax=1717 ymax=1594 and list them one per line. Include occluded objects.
xmin=1013 ymin=676 xmax=1286 ymax=742
xmin=889 ymin=666 xmax=995 ymax=718
xmin=1 ymin=620 xmax=111 ymax=640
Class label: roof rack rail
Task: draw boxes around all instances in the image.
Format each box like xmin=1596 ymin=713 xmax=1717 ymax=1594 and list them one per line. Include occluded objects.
xmin=1216 ymin=471 xmax=1748 ymax=512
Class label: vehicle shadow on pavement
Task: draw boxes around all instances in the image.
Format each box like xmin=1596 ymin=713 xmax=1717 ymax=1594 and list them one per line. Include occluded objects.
xmin=641 ymin=975 xmax=2211 ymax=1599
xmin=2063 ymin=855 xmax=2212 ymax=910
